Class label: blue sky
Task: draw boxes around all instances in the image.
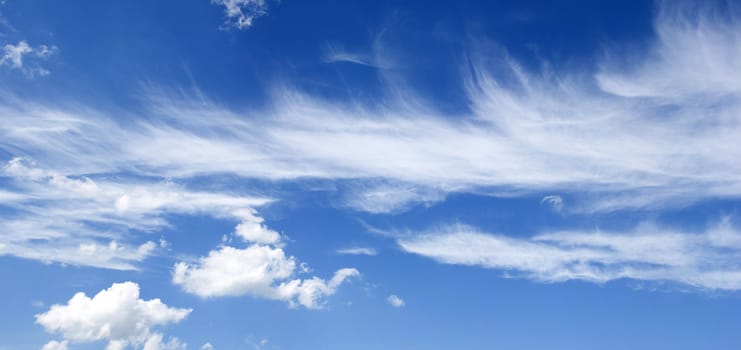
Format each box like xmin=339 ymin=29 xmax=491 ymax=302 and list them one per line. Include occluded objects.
xmin=2 ymin=0 xmax=741 ymax=349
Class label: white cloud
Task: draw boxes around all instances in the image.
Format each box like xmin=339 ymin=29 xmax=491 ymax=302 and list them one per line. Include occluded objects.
xmin=387 ymin=294 xmax=405 ymax=308
xmin=174 ymin=208 xmax=359 ymax=308
xmin=0 ymin=158 xmax=272 ymax=269
xmin=36 ymin=282 xmax=190 ymax=350
xmin=173 ymin=244 xmax=359 ymax=308
xmin=211 ymin=0 xmax=268 ymax=30
xmin=201 ymin=343 xmax=214 ymax=350
xmin=341 ymin=181 xmax=446 ymax=214
xmin=41 ymin=340 xmax=68 ymax=350
xmin=0 ymin=3 xmax=739 ymax=280
xmin=233 ymin=208 xmax=281 ymax=244
xmin=398 ymin=219 xmax=741 ymax=291
xmin=1 ymin=40 xmax=56 ymax=77
xmin=336 ymin=247 xmax=377 ymax=256
xmin=541 ymin=195 xmax=563 ymax=212
xmin=3 ymin=3 xmax=741 ymax=215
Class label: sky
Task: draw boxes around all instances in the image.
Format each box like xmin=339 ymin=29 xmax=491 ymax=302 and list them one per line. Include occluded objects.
xmin=1 ymin=0 xmax=741 ymax=349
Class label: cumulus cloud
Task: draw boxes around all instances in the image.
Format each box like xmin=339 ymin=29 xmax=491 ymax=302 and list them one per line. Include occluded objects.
xmin=233 ymin=208 xmax=282 ymax=244
xmin=211 ymin=0 xmax=268 ymax=30
xmin=36 ymin=282 xmax=190 ymax=350
xmin=173 ymin=244 xmax=359 ymax=308
xmin=387 ymin=294 xmax=405 ymax=308
xmin=399 ymin=219 xmax=741 ymax=291
xmin=1 ymin=40 xmax=56 ymax=77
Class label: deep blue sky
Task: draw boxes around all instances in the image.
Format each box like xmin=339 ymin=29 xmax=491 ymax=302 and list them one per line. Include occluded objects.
xmin=2 ymin=1 xmax=741 ymax=349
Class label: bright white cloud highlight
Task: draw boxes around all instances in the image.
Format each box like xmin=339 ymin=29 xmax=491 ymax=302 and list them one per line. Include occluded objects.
xmin=399 ymin=220 xmax=741 ymax=290
xmin=387 ymin=294 xmax=405 ymax=308
xmin=211 ymin=0 xmax=268 ymax=29
xmin=36 ymin=282 xmax=190 ymax=350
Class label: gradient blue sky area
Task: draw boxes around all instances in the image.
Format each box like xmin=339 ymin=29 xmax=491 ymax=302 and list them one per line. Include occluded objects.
xmin=2 ymin=1 xmax=741 ymax=349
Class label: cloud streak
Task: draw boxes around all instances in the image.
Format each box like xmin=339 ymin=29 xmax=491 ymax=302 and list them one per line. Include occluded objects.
xmin=399 ymin=219 xmax=741 ymax=291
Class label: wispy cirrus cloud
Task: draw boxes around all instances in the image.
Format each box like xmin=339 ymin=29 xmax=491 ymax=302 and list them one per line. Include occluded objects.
xmin=0 ymin=1 xmax=740 ymax=291
xmin=399 ymin=219 xmax=741 ymax=291
xmin=2 ymin=3 xmax=739 ymax=215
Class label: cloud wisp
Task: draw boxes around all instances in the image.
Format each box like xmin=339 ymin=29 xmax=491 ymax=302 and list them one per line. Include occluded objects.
xmin=211 ymin=0 xmax=268 ymax=30
xmin=1 ymin=40 xmax=56 ymax=77
xmin=399 ymin=219 xmax=741 ymax=291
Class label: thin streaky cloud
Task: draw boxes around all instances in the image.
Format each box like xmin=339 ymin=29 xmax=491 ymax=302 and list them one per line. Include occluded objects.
xmin=336 ymin=247 xmax=378 ymax=256
xmin=399 ymin=219 xmax=741 ymax=291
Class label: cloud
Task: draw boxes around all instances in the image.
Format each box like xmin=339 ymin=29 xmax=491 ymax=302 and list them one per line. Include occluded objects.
xmin=541 ymin=195 xmax=563 ymax=212
xmin=1 ymin=40 xmax=57 ymax=77
xmin=173 ymin=245 xmax=359 ymax=308
xmin=2 ymin=2 xmax=741 ymax=215
xmin=0 ymin=2 xmax=739 ymax=276
xmin=173 ymin=207 xmax=359 ymax=308
xmin=321 ymin=43 xmax=392 ymax=69
xmin=336 ymin=247 xmax=377 ymax=256
xmin=233 ymin=208 xmax=282 ymax=244
xmin=41 ymin=340 xmax=68 ymax=350
xmin=398 ymin=219 xmax=741 ymax=291
xmin=341 ymin=181 xmax=446 ymax=214
xmin=0 ymin=158 xmax=271 ymax=269
xmin=211 ymin=0 xmax=268 ymax=30
xmin=387 ymin=294 xmax=405 ymax=308
xmin=36 ymin=282 xmax=190 ymax=350
xmin=201 ymin=343 xmax=214 ymax=350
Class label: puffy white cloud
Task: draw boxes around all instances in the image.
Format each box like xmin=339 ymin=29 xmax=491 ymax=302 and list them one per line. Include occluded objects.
xmin=233 ymin=208 xmax=281 ymax=244
xmin=36 ymin=282 xmax=190 ymax=349
xmin=173 ymin=203 xmax=359 ymax=308
xmin=1 ymin=40 xmax=56 ymax=77
xmin=399 ymin=219 xmax=741 ymax=290
xmin=41 ymin=340 xmax=68 ymax=350
xmin=387 ymin=294 xmax=405 ymax=308
xmin=201 ymin=343 xmax=214 ymax=350
xmin=336 ymin=247 xmax=377 ymax=256
xmin=173 ymin=244 xmax=359 ymax=308
xmin=211 ymin=0 xmax=267 ymax=30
